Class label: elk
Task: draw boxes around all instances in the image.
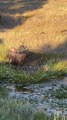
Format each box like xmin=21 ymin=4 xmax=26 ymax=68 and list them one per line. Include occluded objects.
xmin=7 ymin=48 xmax=26 ymax=65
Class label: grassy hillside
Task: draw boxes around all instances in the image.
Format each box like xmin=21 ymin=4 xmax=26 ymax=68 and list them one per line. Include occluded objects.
xmin=0 ymin=0 xmax=67 ymax=61
xmin=0 ymin=0 xmax=67 ymax=83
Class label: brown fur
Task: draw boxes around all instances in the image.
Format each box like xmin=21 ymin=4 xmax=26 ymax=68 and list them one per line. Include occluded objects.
xmin=7 ymin=48 xmax=26 ymax=65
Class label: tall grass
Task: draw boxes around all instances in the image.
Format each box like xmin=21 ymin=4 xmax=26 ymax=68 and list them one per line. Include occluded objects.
xmin=0 ymin=63 xmax=33 ymax=83
xmin=0 ymin=59 xmax=67 ymax=83
xmin=0 ymin=98 xmax=67 ymax=120
xmin=0 ymin=98 xmax=33 ymax=120
xmin=33 ymin=111 xmax=67 ymax=120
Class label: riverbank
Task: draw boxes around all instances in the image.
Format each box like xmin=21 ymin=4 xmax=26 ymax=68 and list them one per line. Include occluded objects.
xmin=0 ymin=79 xmax=67 ymax=120
xmin=0 ymin=97 xmax=66 ymax=120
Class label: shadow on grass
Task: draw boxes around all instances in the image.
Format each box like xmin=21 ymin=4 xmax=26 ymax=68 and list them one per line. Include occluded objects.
xmin=0 ymin=0 xmax=48 ymax=15
xmin=0 ymin=14 xmax=33 ymax=30
xmin=0 ymin=0 xmax=48 ymax=30
xmin=39 ymin=38 xmax=67 ymax=57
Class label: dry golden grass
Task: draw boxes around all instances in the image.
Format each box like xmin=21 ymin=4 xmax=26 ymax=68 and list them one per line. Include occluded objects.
xmin=0 ymin=0 xmax=67 ymax=61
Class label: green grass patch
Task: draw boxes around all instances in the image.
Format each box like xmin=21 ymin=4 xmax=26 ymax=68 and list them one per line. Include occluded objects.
xmin=33 ymin=60 xmax=67 ymax=83
xmin=0 ymin=63 xmax=33 ymax=83
xmin=0 ymin=58 xmax=67 ymax=84
xmin=51 ymin=87 xmax=67 ymax=99
xmin=0 ymin=98 xmax=33 ymax=120
xmin=33 ymin=111 xmax=66 ymax=120
xmin=0 ymin=98 xmax=67 ymax=120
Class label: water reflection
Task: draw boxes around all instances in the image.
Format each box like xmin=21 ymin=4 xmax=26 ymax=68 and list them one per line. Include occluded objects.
xmin=15 ymin=85 xmax=34 ymax=93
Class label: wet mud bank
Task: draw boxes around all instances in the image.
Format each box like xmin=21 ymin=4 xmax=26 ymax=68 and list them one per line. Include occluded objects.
xmin=0 ymin=78 xmax=67 ymax=115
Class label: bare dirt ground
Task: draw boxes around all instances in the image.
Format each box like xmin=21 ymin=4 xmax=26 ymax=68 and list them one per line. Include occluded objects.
xmin=0 ymin=0 xmax=67 ymax=61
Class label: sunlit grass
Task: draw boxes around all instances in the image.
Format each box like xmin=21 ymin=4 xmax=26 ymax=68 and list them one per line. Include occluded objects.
xmin=0 ymin=0 xmax=67 ymax=53
xmin=0 ymin=0 xmax=67 ymax=83
xmin=33 ymin=60 xmax=67 ymax=82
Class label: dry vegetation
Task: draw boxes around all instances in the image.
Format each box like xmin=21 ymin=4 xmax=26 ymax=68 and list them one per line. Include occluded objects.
xmin=0 ymin=0 xmax=67 ymax=61
xmin=0 ymin=0 xmax=67 ymax=82
xmin=0 ymin=1 xmax=67 ymax=119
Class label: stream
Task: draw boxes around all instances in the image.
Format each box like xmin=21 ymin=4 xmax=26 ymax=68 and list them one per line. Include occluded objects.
xmin=0 ymin=78 xmax=67 ymax=115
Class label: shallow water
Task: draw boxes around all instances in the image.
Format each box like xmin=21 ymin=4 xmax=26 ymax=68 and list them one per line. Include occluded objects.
xmin=0 ymin=78 xmax=67 ymax=115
